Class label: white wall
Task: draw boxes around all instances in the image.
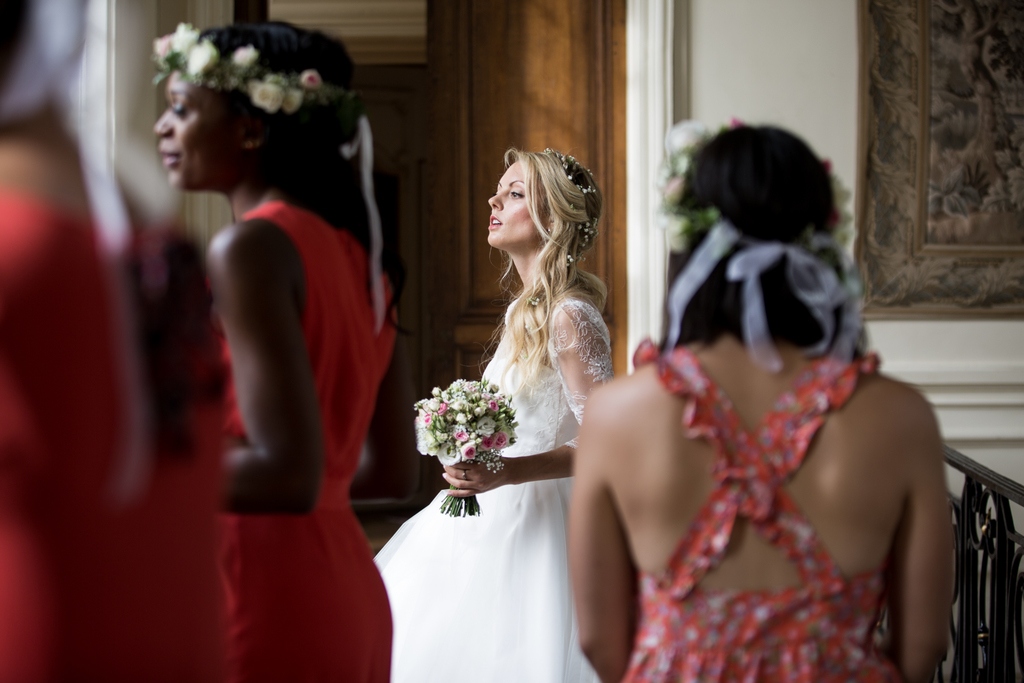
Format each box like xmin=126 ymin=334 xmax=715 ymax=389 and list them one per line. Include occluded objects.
xmin=681 ymin=0 xmax=1024 ymax=481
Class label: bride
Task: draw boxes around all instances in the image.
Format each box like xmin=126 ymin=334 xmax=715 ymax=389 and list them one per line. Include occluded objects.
xmin=376 ymin=148 xmax=611 ymax=683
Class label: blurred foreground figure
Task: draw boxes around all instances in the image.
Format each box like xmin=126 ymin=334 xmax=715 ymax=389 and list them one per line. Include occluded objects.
xmin=0 ymin=0 xmax=225 ymax=680
xmin=570 ymin=123 xmax=954 ymax=683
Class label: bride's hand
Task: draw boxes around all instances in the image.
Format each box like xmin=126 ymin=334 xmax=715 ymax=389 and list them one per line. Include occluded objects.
xmin=442 ymin=459 xmax=513 ymax=496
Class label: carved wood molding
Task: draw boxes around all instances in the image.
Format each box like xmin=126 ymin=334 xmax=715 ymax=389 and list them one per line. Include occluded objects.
xmin=268 ymin=0 xmax=426 ymax=64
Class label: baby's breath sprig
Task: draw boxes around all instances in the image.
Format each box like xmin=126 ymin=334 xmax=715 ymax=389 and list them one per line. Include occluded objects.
xmin=547 ymin=151 xmax=600 ymax=261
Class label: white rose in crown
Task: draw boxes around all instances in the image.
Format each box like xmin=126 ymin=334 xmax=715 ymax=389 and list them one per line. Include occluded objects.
xmin=170 ymin=23 xmax=199 ymax=54
xmin=248 ymin=79 xmax=285 ymax=114
xmin=665 ymin=120 xmax=708 ymax=155
xmin=187 ymin=40 xmax=219 ymax=76
xmin=232 ymin=45 xmax=259 ymax=67
xmin=282 ymin=88 xmax=304 ymax=115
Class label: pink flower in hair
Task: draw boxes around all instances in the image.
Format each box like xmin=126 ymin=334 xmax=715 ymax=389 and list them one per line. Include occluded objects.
xmin=729 ymin=117 xmax=745 ymax=128
xmin=822 ymin=158 xmax=833 ymax=174
xmin=299 ymin=69 xmax=323 ymax=90
xmin=154 ymin=35 xmax=173 ymax=59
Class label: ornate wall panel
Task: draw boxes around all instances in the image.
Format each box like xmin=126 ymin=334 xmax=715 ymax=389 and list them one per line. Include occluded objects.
xmin=857 ymin=0 xmax=1024 ymax=315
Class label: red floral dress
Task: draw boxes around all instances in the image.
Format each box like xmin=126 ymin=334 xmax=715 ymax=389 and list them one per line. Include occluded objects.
xmin=624 ymin=340 xmax=900 ymax=682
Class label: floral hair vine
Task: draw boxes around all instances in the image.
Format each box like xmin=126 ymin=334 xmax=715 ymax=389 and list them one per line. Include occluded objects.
xmin=153 ymin=23 xmax=364 ymax=135
xmin=544 ymin=148 xmax=597 ymax=195
xmin=658 ymin=119 xmax=857 ymax=292
xmin=543 ymin=149 xmax=599 ymax=263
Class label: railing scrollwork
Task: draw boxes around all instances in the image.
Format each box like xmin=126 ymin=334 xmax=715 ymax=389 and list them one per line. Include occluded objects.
xmin=937 ymin=446 xmax=1024 ymax=682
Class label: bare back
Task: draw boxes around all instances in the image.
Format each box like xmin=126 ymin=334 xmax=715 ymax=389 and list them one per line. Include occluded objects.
xmin=571 ymin=333 xmax=952 ymax=681
xmin=599 ymin=335 xmax=940 ymax=590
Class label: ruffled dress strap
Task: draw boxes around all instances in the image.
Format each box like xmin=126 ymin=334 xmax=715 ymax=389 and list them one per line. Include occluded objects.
xmin=633 ymin=340 xmax=880 ymax=599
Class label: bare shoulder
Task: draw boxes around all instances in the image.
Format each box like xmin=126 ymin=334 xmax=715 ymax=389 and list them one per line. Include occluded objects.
xmin=581 ymin=366 xmax=669 ymax=445
xmin=208 ymin=218 xmax=290 ymax=268
xmin=207 ymin=218 xmax=301 ymax=283
xmin=839 ymin=369 xmax=943 ymax=469
xmin=849 ymin=371 xmax=938 ymax=432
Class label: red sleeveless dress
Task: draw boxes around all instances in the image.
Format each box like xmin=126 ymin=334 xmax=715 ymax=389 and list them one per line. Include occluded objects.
xmin=219 ymin=201 xmax=396 ymax=683
xmin=0 ymin=190 xmax=224 ymax=682
xmin=625 ymin=340 xmax=899 ymax=682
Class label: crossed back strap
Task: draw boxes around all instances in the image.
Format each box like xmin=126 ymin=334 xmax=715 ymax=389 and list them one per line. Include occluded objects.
xmin=633 ymin=340 xmax=879 ymax=599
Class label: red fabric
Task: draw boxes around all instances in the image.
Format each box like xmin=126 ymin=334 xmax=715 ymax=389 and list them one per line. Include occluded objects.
xmin=624 ymin=340 xmax=899 ymax=682
xmin=0 ymin=190 xmax=225 ymax=682
xmin=220 ymin=201 xmax=396 ymax=683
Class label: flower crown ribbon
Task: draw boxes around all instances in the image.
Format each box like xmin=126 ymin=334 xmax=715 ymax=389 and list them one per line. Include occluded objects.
xmin=665 ymin=221 xmax=862 ymax=372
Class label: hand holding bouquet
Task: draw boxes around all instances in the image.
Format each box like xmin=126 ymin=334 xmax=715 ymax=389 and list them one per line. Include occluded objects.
xmin=414 ymin=379 xmax=518 ymax=517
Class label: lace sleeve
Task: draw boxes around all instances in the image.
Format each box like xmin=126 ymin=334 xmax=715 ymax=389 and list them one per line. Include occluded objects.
xmin=550 ymin=299 xmax=614 ymax=448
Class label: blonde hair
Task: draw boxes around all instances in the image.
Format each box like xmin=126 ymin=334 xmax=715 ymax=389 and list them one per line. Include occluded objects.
xmin=496 ymin=148 xmax=607 ymax=390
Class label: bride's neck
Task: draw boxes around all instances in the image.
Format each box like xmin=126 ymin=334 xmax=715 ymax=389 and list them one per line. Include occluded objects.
xmin=512 ymin=251 xmax=540 ymax=291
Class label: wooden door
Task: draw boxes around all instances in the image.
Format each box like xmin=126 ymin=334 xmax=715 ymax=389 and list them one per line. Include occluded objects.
xmin=227 ymin=0 xmax=627 ymax=518
xmin=423 ymin=0 xmax=627 ymax=400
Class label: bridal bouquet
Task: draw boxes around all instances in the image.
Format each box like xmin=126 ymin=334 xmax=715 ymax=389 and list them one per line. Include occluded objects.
xmin=414 ymin=380 xmax=518 ymax=517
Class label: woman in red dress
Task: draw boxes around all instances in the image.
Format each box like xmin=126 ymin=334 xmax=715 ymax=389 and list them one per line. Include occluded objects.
xmin=153 ymin=22 xmax=407 ymax=683
xmin=0 ymin=0 xmax=225 ymax=681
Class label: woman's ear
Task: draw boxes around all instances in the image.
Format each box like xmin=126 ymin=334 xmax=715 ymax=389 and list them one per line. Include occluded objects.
xmin=239 ymin=116 xmax=265 ymax=151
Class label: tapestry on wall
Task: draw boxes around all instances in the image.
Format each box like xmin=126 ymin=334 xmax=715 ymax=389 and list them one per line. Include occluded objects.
xmin=858 ymin=0 xmax=1024 ymax=313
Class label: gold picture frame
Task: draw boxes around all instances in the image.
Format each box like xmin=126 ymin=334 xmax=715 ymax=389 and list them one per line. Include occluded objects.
xmin=856 ymin=0 xmax=1024 ymax=316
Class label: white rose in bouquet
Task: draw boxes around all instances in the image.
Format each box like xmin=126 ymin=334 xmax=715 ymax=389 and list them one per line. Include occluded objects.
xmin=437 ymin=443 xmax=459 ymax=468
xmin=475 ymin=417 xmax=496 ymax=436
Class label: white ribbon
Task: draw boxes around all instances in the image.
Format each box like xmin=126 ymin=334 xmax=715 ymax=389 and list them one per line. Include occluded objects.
xmin=665 ymin=221 xmax=862 ymax=372
xmin=339 ymin=115 xmax=386 ymax=334
xmin=664 ymin=221 xmax=741 ymax=351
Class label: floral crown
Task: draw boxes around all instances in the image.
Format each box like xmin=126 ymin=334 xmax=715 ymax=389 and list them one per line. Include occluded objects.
xmin=153 ymin=23 xmax=364 ymax=135
xmin=542 ymin=148 xmax=599 ymax=263
xmin=658 ymin=119 xmax=855 ymax=285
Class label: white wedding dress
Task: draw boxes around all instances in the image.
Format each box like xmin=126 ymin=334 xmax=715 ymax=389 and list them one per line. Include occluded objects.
xmin=376 ymin=298 xmax=612 ymax=683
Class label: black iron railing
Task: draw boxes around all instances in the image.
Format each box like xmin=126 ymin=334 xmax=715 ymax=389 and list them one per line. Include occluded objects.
xmin=937 ymin=445 xmax=1024 ymax=682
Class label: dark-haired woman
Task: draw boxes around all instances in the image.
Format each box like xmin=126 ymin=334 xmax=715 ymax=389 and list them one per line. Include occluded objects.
xmin=153 ymin=22 xmax=405 ymax=683
xmin=569 ymin=123 xmax=953 ymax=683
